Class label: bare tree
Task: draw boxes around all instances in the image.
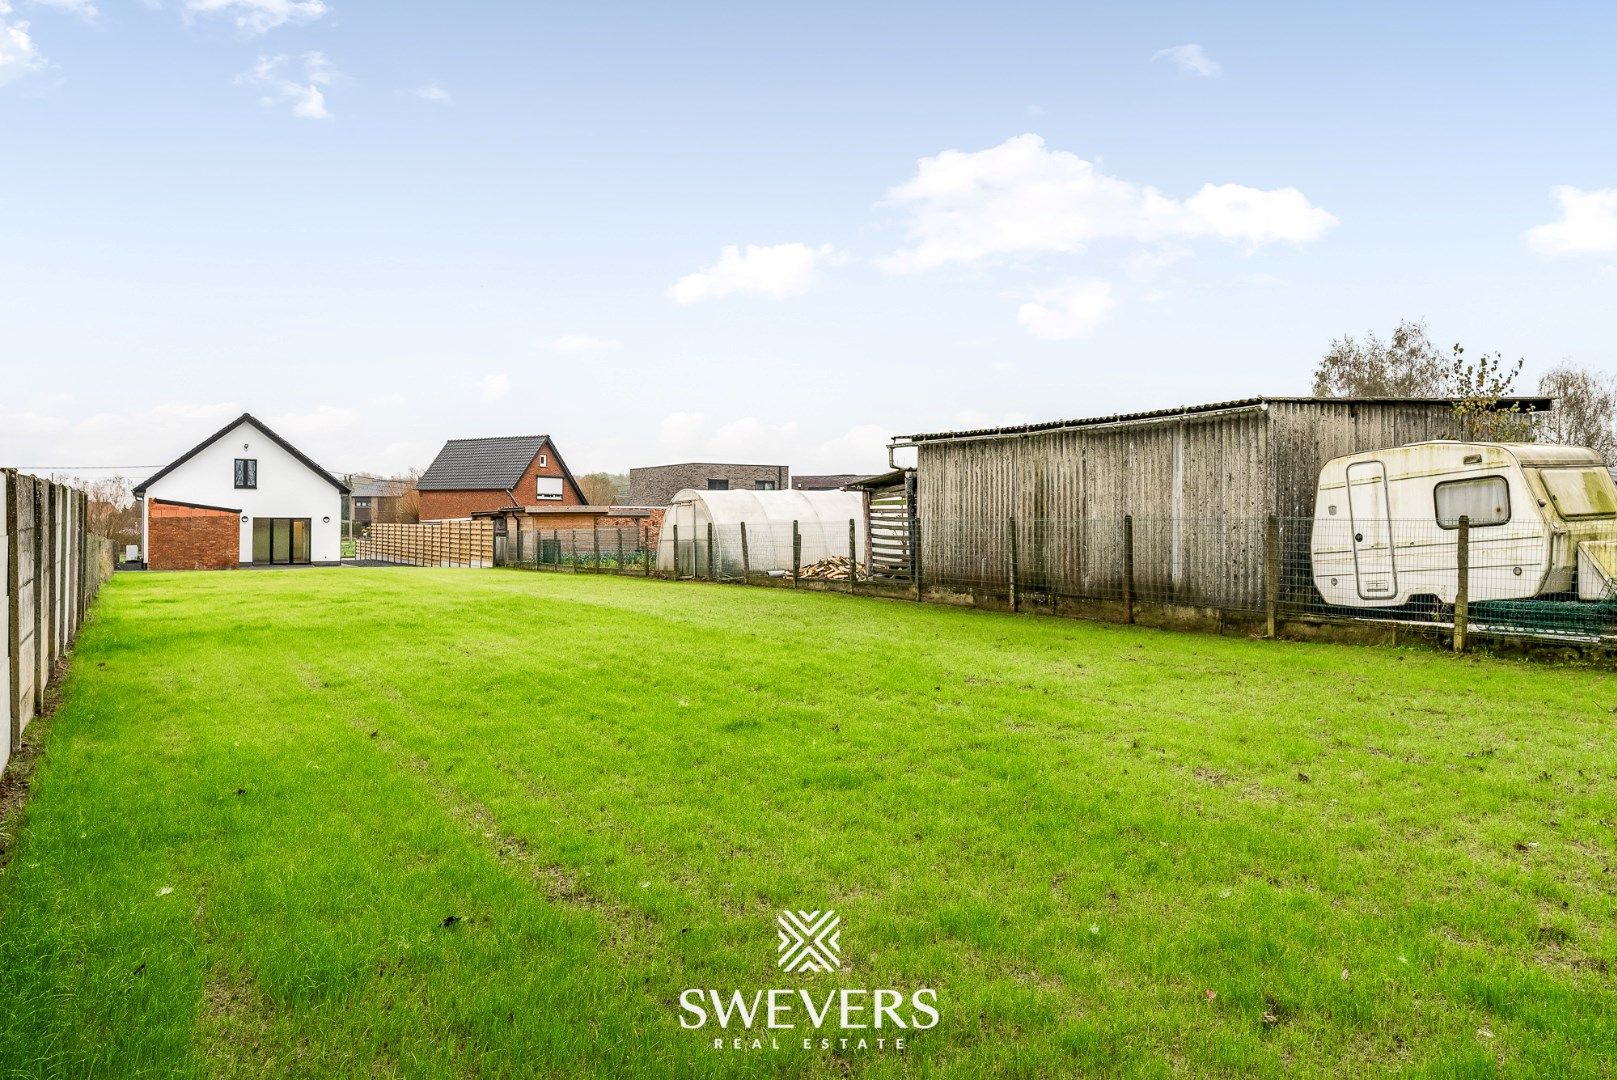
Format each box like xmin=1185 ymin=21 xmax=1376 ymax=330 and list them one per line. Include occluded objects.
xmin=83 ymin=474 xmax=140 ymax=548
xmin=1312 ymin=319 xmax=1451 ymax=397
xmin=578 ymin=471 xmax=627 ymax=506
xmin=1537 ymin=363 xmax=1617 ymax=459
xmin=391 ymin=469 xmax=423 ymax=524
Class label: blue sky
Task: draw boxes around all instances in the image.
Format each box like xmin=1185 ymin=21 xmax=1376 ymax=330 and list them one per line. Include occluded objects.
xmin=3 ymin=1 xmax=1615 ymax=480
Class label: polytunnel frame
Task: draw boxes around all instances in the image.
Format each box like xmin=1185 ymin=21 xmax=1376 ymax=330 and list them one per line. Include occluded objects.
xmin=655 ymin=488 xmax=867 ymax=577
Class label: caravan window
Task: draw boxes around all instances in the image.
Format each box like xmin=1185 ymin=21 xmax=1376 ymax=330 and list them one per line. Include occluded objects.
xmin=1538 ymin=468 xmax=1617 ymax=519
xmin=1435 ymin=476 xmax=1509 ymax=528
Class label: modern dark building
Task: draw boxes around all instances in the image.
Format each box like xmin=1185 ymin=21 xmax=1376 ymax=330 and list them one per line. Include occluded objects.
xmin=627 ymin=463 xmax=788 ymax=506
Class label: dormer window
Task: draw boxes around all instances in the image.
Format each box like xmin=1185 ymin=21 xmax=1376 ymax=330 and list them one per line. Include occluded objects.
xmin=234 ymin=458 xmax=257 ymax=489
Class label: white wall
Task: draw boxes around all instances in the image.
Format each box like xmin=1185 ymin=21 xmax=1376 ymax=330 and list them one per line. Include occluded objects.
xmin=143 ymin=419 xmax=344 ymax=564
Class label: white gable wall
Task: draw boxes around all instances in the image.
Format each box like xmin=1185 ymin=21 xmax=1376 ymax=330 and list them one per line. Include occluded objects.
xmin=142 ymin=419 xmax=344 ymax=564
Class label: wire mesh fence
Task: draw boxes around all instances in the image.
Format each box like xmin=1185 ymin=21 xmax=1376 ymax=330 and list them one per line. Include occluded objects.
xmin=498 ymin=514 xmax=1617 ymax=649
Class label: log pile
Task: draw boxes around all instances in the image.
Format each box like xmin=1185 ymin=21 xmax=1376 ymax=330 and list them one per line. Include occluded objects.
xmin=798 ymin=556 xmax=865 ymax=581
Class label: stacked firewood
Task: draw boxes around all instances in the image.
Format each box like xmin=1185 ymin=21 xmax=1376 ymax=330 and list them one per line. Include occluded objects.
xmin=798 ymin=556 xmax=865 ymax=580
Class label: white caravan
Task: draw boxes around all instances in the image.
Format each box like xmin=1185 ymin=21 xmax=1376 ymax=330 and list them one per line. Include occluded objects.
xmin=1311 ymin=441 xmax=1617 ymax=607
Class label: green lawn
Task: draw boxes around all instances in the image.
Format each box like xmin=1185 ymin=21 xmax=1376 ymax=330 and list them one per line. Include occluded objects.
xmin=1 ymin=568 xmax=1614 ymax=1078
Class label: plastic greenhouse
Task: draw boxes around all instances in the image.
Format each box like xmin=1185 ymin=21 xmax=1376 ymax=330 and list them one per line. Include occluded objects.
xmin=656 ymin=488 xmax=866 ymax=577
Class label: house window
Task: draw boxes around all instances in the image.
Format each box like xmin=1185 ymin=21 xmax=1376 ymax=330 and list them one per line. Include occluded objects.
xmin=707 ymin=478 xmax=729 ymax=490
xmin=538 ymin=454 xmax=548 ymax=467
xmin=755 ymin=480 xmax=777 ymax=490
xmin=535 ymin=476 xmax=563 ymax=501
xmin=234 ymin=458 xmax=257 ymax=489
xmin=1435 ymin=476 xmax=1509 ymax=528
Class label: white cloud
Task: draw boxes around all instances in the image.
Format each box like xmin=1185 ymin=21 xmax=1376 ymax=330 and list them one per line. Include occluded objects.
xmin=1153 ymin=44 xmax=1221 ymax=77
xmin=1124 ymin=245 xmax=1192 ymax=280
xmin=0 ymin=2 xmax=46 ymax=87
xmin=30 ymin=0 xmax=97 ymax=19
xmin=413 ymin=82 xmax=450 ymax=104
xmin=669 ymin=242 xmax=840 ymax=304
xmin=1527 ymin=186 xmax=1617 ymax=255
xmin=545 ymin=334 xmax=622 ymax=354
xmin=1016 ymin=281 xmax=1118 ymax=340
xmin=881 ymin=134 xmax=1336 ymax=272
xmin=185 ymin=0 xmax=327 ymax=35
xmin=478 ymin=373 xmax=510 ymax=402
xmin=236 ymin=52 xmax=337 ymax=119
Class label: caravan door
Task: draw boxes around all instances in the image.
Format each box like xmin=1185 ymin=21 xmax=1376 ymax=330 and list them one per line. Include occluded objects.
xmin=1346 ymin=460 xmax=1397 ymax=601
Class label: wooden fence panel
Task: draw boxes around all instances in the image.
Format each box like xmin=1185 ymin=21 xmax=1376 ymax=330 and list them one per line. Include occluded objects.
xmin=353 ymin=521 xmax=495 ymax=567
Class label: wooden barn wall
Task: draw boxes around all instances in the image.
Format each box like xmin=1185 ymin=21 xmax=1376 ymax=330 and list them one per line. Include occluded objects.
xmin=1266 ymin=401 xmax=1472 ymax=517
xmin=915 ymin=407 xmax=1273 ymax=607
xmin=1266 ymin=401 xmax=1475 ymax=603
xmin=914 ymin=401 xmax=1478 ymax=610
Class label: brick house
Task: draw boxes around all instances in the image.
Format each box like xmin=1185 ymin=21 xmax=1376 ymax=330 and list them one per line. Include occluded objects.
xmin=417 ymin=435 xmax=588 ymax=520
xmin=627 ymin=463 xmax=788 ymax=506
xmin=133 ymin=412 xmax=349 ymax=570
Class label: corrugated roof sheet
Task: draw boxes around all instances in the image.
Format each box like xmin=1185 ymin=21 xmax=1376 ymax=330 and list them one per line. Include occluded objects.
xmin=896 ymin=396 xmax=1555 ymax=443
xmin=418 ymin=436 xmax=547 ymax=491
xmin=791 ymin=473 xmax=867 ymax=490
xmin=348 ymin=477 xmax=409 ymax=498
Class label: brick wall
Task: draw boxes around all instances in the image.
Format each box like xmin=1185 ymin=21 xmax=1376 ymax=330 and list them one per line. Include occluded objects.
xmin=419 ymin=489 xmax=520 ymax=520
xmin=148 ymin=501 xmax=239 ymax=570
xmin=628 ymin=464 xmax=788 ymax=506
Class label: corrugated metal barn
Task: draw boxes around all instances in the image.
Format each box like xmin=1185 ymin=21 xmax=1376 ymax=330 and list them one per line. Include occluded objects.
xmin=892 ymin=396 xmax=1552 ymax=609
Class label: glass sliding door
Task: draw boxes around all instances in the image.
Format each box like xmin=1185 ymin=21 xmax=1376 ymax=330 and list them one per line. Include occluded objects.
xmin=250 ymin=518 xmax=314 ymax=564
xmin=252 ymin=519 xmax=272 ymax=562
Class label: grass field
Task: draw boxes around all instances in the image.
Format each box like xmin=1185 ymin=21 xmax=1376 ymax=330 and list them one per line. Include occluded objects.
xmin=1 ymin=568 xmax=1614 ymax=1077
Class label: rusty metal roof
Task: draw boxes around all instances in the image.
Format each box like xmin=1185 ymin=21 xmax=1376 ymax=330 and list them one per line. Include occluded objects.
xmin=895 ymin=396 xmax=1554 ymax=444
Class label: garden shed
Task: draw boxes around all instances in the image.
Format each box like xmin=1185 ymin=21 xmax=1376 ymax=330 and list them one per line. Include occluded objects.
xmin=891 ymin=395 xmax=1553 ymax=609
xmin=656 ymin=488 xmax=865 ymax=577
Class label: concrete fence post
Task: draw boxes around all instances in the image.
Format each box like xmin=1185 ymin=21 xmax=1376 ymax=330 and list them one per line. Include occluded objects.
xmin=706 ymin=522 xmax=715 ymax=581
xmin=739 ymin=521 xmax=750 ymax=581
xmin=6 ymin=471 xmax=20 ymax=750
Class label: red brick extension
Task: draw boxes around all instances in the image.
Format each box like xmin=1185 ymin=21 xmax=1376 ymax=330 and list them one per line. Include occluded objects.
xmin=147 ymin=500 xmax=239 ymax=571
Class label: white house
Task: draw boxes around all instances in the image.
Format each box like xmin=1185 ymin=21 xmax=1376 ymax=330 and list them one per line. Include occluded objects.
xmin=133 ymin=413 xmax=349 ymax=570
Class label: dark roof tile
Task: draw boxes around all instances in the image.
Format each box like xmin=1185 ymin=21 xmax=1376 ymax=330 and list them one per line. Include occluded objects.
xmin=418 ymin=436 xmax=548 ymax=491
